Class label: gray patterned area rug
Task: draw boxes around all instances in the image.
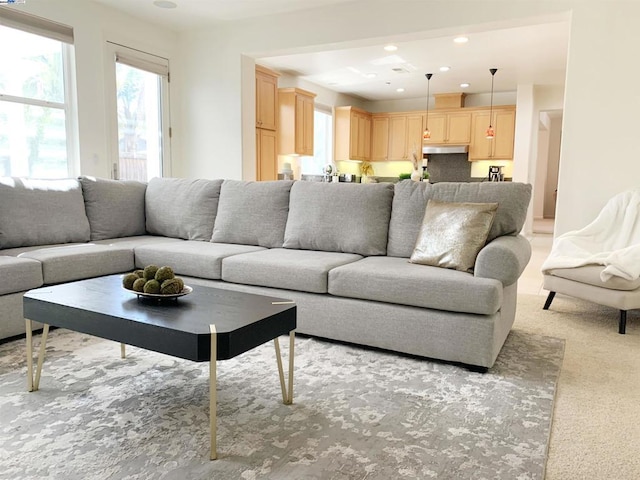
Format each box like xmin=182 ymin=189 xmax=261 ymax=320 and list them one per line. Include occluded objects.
xmin=0 ymin=328 xmax=564 ymax=480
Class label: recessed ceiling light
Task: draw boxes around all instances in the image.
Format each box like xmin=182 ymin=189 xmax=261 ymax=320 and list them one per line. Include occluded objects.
xmin=153 ymin=0 xmax=177 ymax=8
xmin=439 ymin=66 xmax=451 ymax=72
xmin=396 ymin=87 xmax=405 ymax=93
xmin=460 ymin=83 xmax=470 ymax=88
xmin=364 ymin=73 xmax=377 ymax=79
xmin=454 ymin=36 xmax=469 ymax=44
xmin=327 ymin=82 xmax=339 ymax=86
xmin=384 ymin=45 xmax=398 ymax=52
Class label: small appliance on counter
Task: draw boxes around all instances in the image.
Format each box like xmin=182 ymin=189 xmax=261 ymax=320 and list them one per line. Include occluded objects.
xmin=278 ymin=162 xmax=294 ymax=180
xmin=339 ymin=173 xmax=361 ymax=183
xmin=488 ymin=165 xmax=504 ymax=182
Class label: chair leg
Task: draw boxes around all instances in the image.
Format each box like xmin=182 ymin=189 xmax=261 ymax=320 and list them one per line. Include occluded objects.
xmin=619 ymin=310 xmax=627 ymax=334
xmin=543 ymin=291 xmax=556 ymax=310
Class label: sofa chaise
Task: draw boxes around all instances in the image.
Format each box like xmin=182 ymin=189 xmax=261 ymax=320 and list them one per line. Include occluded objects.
xmin=0 ymin=176 xmax=532 ymax=369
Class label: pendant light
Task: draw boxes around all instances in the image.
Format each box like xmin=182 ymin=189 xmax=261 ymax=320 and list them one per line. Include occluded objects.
xmin=486 ymin=68 xmax=498 ymax=139
xmin=423 ymin=73 xmax=433 ymax=140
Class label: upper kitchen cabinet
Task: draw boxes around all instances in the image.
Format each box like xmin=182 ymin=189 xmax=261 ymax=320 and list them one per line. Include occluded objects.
xmin=255 ymin=65 xmax=279 ymax=131
xmin=423 ymin=111 xmax=472 ymax=145
xmin=278 ymin=87 xmax=316 ymax=156
xmin=334 ymin=106 xmax=371 ymax=161
xmin=370 ymin=114 xmax=390 ymax=161
xmin=469 ymin=107 xmax=516 ymax=160
xmin=388 ymin=113 xmax=424 ymax=161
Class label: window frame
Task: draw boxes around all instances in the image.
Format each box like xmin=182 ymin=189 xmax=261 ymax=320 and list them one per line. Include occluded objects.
xmin=0 ymin=18 xmax=78 ymax=178
xmin=104 ymin=41 xmax=171 ymax=180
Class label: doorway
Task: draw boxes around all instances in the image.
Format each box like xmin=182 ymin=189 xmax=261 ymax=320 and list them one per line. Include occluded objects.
xmin=532 ymin=110 xmax=562 ymax=234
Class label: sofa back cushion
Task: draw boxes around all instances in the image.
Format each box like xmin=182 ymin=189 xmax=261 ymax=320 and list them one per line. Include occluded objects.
xmin=387 ymin=180 xmax=532 ymax=258
xmin=0 ymin=177 xmax=90 ymax=249
xmin=283 ymin=181 xmax=395 ymax=256
xmin=80 ymin=176 xmax=147 ymax=241
xmin=211 ymin=180 xmax=294 ymax=248
xmin=145 ymin=177 xmax=223 ymax=240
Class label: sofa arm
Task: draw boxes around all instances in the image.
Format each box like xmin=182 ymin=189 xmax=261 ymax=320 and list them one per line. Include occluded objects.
xmin=474 ymin=235 xmax=531 ymax=286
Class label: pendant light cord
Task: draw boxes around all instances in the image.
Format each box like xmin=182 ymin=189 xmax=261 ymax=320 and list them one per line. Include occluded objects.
xmin=488 ymin=68 xmax=497 ymax=128
xmin=425 ymin=73 xmax=432 ymax=130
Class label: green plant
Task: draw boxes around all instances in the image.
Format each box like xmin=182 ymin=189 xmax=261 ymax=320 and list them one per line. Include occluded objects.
xmin=399 ymin=173 xmax=412 ymax=180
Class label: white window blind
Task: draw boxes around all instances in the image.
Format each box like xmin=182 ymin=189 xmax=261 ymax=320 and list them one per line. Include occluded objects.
xmin=110 ymin=42 xmax=169 ymax=77
xmin=0 ymin=8 xmax=73 ymax=44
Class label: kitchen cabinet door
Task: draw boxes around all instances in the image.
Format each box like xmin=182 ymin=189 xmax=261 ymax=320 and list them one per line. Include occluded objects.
xmin=256 ymin=66 xmax=279 ymax=131
xmin=388 ymin=115 xmax=408 ymax=160
xmin=423 ymin=111 xmax=471 ymax=144
xmin=469 ymin=108 xmax=516 ymax=160
xmin=423 ymin=113 xmax=447 ymax=144
xmin=278 ymin=87 xmax=316 ymax=156
xmin=371 ymin=115 xmax=389 ymax=161
xmin=256 ymin=128 xmax=277 ymax=181
xmin=406 ymin=114 xmax=425 ymax=160
xmin=334 ymin=106 xmax=371 ymax=161
xmin=446 ymin=112 xmax=472 ymax=144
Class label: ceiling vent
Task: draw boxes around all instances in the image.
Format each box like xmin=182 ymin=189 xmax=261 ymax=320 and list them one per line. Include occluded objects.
xmin=391 ymin=66 xmax=412 ymax=74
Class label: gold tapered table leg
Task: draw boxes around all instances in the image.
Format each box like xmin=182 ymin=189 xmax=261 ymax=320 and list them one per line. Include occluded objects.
xmin=210 ymin=324 xmax=217 ymax=461
xmin=26 ymin=319 xmax=49 ymax=392
xmin=120 ymin=343 xmax=126 ymax=359
xmin=274 ymin=330 xmax=295 ymax=405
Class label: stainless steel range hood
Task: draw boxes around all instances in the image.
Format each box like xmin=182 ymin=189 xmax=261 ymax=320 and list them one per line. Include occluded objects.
xmin=422 ymin=145 xmax=469 ymax=154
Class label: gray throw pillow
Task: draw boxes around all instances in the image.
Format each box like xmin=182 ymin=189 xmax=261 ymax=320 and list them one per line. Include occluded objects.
xmin=410 ymin=200 xmax=498 ymax=272
xmin=283 ymin=181 xmax=395 ymax=256
xmin=388 ymin=180 xmax=531 ymax=258
xmin=145 ymin=177 xmax=223 ymax=240
xmin=211 ymin=180 xmax=294 ymax=248
xmin=79 ymin=176 xmax=146 ymax=240
xmin=0 ymin=177 xmax=90 ymax=249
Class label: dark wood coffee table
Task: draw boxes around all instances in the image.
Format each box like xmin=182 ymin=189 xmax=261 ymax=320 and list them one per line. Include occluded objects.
xmin=23 ymin=274 xmax=296 ymax=460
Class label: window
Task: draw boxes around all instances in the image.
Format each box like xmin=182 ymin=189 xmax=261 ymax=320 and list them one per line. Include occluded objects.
xmin=300 ymin=108 xmax=332 ymax=174
xmin=108 ymin=43 xmax=170 ymax=182
xmin=0 ymin=14 xmax=75 ymax=178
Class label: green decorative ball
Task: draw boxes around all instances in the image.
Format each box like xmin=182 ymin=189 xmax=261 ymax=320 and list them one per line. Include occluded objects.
xmin=155 ymin=266 xmax=175 ymax=283
xmin=174 ymin=277 xmax=184 ymax=291
xmin=122 ymin=273 xmax=139 ymax=290
xmin=161 ymin=278 xmax=182 ymax=294
xmin=143 ymin=265 xmax=159 ymax=281
xmin=132 ymin=278 xmax=147 ymax=292
xmin=134 ymin=269 xmax=145 ymax=278
xmin=143 ymin=279 xmax=161 ymax=294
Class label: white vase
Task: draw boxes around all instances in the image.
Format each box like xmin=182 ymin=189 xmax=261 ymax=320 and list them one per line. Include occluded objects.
xmin=411 ymin=169 xmax=422 ymax=182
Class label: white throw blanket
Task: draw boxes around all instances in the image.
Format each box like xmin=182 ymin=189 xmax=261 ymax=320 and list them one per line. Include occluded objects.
xmin=541 ymin=188 xmax=640 ymax=282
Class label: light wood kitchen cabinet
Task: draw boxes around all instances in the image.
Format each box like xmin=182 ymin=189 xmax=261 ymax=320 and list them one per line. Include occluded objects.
xmin=388 ymin=113 xmax=424 ymax=161
xmin=255 ymin=65 xmax=279 ymax=131
xmin=278 ymin=87 xmax=316 ymax=156
xmin=256 ymin=128 xmax=278 ymax=181
xmin=334 ymin=106 xmax=372 ymax=161
xmin=423 ymin=111 xmax=471 ymax=145
xmin=469 ymin=107 xmax=516 ymax=160
xmin=370 ymin=115 xmax=389 ymax=161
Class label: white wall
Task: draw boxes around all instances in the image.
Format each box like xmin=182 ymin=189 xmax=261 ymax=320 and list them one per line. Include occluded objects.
xmin=14 ymin=0 xmax=179 ymax=179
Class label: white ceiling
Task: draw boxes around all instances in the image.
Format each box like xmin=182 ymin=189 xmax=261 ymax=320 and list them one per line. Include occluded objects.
xmin=93 ymin=0 xmax=570 ymax=101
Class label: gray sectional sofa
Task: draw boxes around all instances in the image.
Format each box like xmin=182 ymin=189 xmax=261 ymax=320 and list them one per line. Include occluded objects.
xmin=0 ymin=176 xmax=532 ymax=369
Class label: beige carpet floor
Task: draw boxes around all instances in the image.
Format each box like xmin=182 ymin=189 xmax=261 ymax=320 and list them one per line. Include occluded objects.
xmin=514 ymin=293 xmax=640 ymax=479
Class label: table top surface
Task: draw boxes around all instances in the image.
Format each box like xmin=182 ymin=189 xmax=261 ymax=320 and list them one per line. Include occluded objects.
xmin=23 ymin=275 xmax=297 ymax=361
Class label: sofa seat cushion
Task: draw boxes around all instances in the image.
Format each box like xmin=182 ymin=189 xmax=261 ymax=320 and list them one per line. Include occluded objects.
xmin=547 ymin=265 xmax=640 ymax=291
xmin=0 ymin=256 xmax=43 ymax=295
xmin=222 ymin=248 xmax=363 ymax=293
xmin=134 ymin=241 xmax=266 ymax=280
xmin=92 ymin=235 xmax=185 ymax=249
xmin=328 ymin=256 xmax=503 ymax=315
xmin=18 ymin=244 xmax=134 ymax=285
